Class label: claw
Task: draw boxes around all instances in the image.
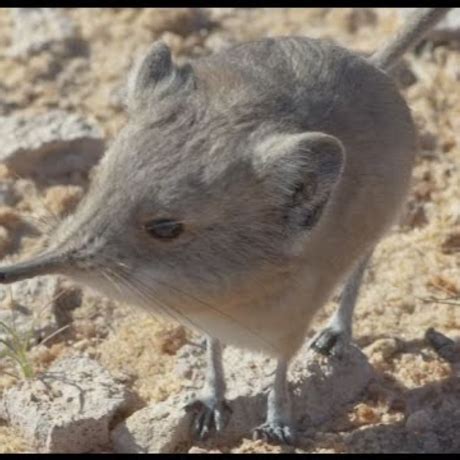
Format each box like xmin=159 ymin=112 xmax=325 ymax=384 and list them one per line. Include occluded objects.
xmin=184 ymin=397 xmax=232 ymax=440
xmin=252 ymin=422 xmax=295 ymax=445
xmin=310 ymin=327 xmax=350 ymax=357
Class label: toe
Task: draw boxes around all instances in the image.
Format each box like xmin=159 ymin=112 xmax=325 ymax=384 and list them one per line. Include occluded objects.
xmin=214 ymin=401 xmax=232 ymax=432
xmin=310 ymin=327 xmax=351 ymax=357
xmin=198 ymin=413 xmax=212 ymax=440
xmin=184 ymin=398 xmax=232 ymax=440
xmin=252 ymin=423 xmax=295 ymax=445
xmin=310 ymin=327 xmax=339 ymax=355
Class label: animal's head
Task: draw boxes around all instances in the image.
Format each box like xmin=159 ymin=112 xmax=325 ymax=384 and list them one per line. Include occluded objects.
xmin=0 ymin=42 xmax=345 ymax=320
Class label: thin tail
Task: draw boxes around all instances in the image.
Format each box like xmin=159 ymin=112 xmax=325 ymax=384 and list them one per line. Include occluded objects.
xmin=370 ymin=8 xmax=452 ymax=71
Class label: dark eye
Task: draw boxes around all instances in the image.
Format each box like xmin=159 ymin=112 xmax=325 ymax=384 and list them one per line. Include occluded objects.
xmin=143 ymin=219 xmax=184 ymax=240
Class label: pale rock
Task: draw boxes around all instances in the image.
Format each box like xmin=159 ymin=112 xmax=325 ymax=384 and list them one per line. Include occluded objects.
xmin=0 ymin=276 xmax=60 ymax=344
xmin=0 ymin=111 xmax=104 ymax=179
xmin=111 ymin=393 xmax=195 ymax=454
xmin=0 ymin=354 xmax=133 ymax=453
xmin=112 ymin=342 xmax=373 ymax=452
xmin=8 ymin=8 xmax=83 ymax=59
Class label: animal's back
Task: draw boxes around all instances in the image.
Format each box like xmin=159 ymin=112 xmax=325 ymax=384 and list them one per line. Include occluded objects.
xmin=196 ymin=36 xmax=416 ymax=266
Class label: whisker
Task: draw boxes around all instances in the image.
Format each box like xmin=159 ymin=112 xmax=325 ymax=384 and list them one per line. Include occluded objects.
xmin=98 ymin=268 xmax=139 ymax=317
xmin=100 ymin=269 xmax=123 ymax=296
xmin=103 ymin=266 xmax=180 ymax=327
xmin=34 ymin=285 xmax=69 ymax=322
xmin=129 ymin=273 xmax=215 ymax=338
xmin=107 ymin=263 xmax=215 ymax=338
xmin=20 ymin=212 xmax=52 ymax=234
xmin=109 ymin=260 xmax=277 ymax=353
xmin=115 ymin=269 xmax=209 ymax=334
xmin=141 ymin=271 xmax=277 ymax=352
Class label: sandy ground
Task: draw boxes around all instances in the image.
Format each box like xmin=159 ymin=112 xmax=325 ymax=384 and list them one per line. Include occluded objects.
xmin=0 ymin=8 xmax=459 ymax=453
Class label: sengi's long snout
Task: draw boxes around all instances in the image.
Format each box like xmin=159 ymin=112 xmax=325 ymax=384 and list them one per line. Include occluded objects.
xmin=0 ymin=251 xmax=65 ymax=284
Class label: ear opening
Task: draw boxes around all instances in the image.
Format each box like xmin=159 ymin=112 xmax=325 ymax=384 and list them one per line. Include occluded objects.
xmin=254 ymin=131 xmax=345 ymax=230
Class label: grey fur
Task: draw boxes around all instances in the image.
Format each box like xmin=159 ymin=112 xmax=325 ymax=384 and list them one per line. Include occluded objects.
xmin=0 ymin=7 xmax=451 ymax=444
xmin=126 ymin=41 xmax=196 ymax=112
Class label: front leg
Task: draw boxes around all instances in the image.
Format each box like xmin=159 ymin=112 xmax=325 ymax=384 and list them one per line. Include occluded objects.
xmin=184 ymin=337 xmax=232 ymax=440
xmin=253 ymin=359 xmax=295 ymax=445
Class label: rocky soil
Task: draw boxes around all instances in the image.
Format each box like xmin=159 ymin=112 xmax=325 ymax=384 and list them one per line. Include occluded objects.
xmin=0 ymin=8 xmax=459 ymax=453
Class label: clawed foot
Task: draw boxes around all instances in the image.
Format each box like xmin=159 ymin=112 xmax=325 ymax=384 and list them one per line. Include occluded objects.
xmin=184 ymin=396 xmax=233 ymax=441
xmin=310 ymin=326 xmax=351 ymax=357
xmin=252 ymin=421 xmax=295 ymax=445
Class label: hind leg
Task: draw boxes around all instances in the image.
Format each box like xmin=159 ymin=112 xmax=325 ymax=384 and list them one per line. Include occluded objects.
xmin=311 ymin=252 xmax=372 ymax=357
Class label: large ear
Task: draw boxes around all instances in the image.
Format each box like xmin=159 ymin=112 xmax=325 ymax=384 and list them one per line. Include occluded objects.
xmin=125 ymin=41 xmax=196 ymax=112
xmin=253 ymin=131 xmax=345 ymax=230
